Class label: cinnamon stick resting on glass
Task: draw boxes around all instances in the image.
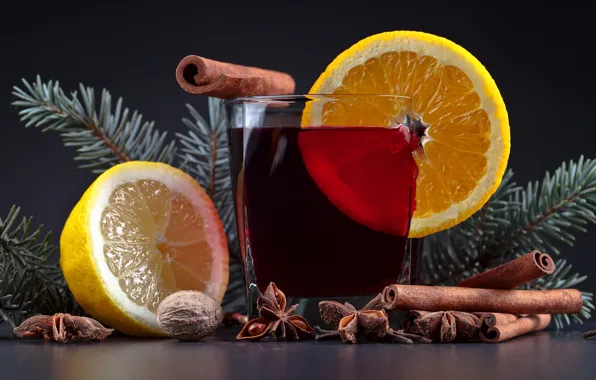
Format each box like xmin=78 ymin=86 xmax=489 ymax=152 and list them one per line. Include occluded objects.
xmin=382 ymin=284 xmax=583 ymax=315
xmin=457 ymin=250 xmax=555 ymax=289
xmin=176 ymin=55 xmax=295 ymax=98
xmin=479 ymin=313 xmax=552 ymax=343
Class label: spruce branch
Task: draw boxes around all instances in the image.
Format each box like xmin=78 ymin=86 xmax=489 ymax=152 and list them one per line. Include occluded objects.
xmin=0 ymin=262 xmax=43 ymax=329
xmin=500 ymin=156 xmax=596 ymax=257
xmin=11 ymin=76 xmax=177 ymax=173
xmin=0 ymin=206 xmax=82 ymax=332
xmin=176 ymin=99 xmax=245 ymax=312
xmin=175 ymin=99 xmax=235 ymax=248
xmin=421 ymin=170 xmax=522 ymax=286
xmin=0 ymin=205 xmax=62 ymax=287
xmin=421 ymin=157 xmax=596 ymax=327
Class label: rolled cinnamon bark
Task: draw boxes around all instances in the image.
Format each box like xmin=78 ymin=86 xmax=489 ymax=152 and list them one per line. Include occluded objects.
xmin=479 ymin=314 xmax=551 ymax=343
xmin=382 ymin=284 xmax=583 ymax=315
xmin=479 ymin=312 xmax=520 ymax=327
xmin=457 ymin=250 xmax=555 ymax=289
xmin=175 ymin=55 xmax=295 ymax=98
xmin=402 ymin=252 xmax=557 ymax=335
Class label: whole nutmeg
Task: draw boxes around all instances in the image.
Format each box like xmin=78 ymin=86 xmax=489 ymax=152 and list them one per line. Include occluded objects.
xmin=156 ymin=290 xmax=223 ymax=341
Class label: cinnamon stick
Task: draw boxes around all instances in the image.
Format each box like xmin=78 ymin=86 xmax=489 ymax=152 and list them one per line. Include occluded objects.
xmin=478 ymin=312 xmax=520 ymax=327
xmin=457 ymin=250 xmax=555 ymax=289
xmin=455 ymin=251 xmax=556 ymax=334
xmin=479 ymin=313 xmax=551 ymax=343
xmin=175 ymin=55 xmax=295 ymax=99
xmin=382 ymin=284 xmax=583 ymax=315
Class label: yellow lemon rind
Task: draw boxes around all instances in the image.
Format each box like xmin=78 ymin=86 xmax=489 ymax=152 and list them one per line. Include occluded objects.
xmin=60 ymin=161 xmax=229 ymax=337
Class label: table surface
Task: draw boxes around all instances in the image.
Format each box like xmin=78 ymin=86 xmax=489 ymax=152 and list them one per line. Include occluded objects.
xmin=1 ymin=321 xmax=595 ymax=380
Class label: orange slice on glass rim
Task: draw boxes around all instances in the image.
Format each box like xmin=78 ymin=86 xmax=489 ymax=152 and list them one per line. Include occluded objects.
xmin=300 ymin=30 xmax=510 ymax=238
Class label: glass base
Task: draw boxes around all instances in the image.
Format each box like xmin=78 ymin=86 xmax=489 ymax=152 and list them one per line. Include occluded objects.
xmin=244 ymin=238 xmax=423 ymax=325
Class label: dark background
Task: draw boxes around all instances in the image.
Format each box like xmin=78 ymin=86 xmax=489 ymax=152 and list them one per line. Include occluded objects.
xmin=0 ymin=3 xmax=594 ymax=292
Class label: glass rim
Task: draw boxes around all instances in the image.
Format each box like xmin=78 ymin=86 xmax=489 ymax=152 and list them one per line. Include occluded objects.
xmin=224 ymin=94 xmax=412 ymax=105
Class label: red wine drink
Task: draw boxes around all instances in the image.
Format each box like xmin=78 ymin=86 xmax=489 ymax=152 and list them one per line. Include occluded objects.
xmin=225 ymin=95 xmax=421 ymax=316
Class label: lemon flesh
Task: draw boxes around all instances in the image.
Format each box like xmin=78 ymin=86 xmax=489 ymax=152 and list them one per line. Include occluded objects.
xmin=60 ymin=161 xmax=229 ymax=336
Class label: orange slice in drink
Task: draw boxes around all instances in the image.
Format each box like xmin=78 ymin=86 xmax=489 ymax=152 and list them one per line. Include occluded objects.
xmin=301 ymin=31 xmax=510 ymax=237
xmin=60 ymin=161 xmax=229 ymax=336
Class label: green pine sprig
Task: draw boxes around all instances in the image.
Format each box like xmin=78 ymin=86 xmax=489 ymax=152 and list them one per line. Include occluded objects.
xmin=0 ymin=206 xmax=82 ymax=330
xmin=421 ymin=156 xmax=596 ymax=328
xmin=500 ymin=156 xmax=596 ymax=257
xmin=0 ymin=205 xmax=63 ymax=286
xmin=176 ymin=100 xmax=236 ymax=250
xmin=11 ymin=76 xmax=177 ymax=173
xmin=0 ymin=262 xmax=43 ymax=329
xmin=421 ymin=170 xmax=522 ymax=286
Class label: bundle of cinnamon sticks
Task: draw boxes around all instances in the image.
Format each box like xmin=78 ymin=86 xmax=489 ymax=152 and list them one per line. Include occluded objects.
xmin=383 ymin=250 xmax=582 ymax=343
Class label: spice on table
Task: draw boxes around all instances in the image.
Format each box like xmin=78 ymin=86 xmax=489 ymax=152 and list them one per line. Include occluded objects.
xmin=584 ymin=330 xmax=596 ymax=339
xmin=175 ymin=55 xmax=295 ymax=99
xmin=382 ymin=284 xmax=583 ymax=315
xmin=315 ymin=294 xmax=431 ymax=344
xmin=415 ymin=311 xmax=481 ymax=343
xmin=457 ymin=250 xmax=555 ymax=289
xmin=237 ymin=282 xmax=315 ymax=341
xmin=403 ymin=310 xmax=429 ymax=334
xmin=479 ymin=313 xmax=552 ymax=343
xmin=399 ymin=250 xmax=560 ymax=344
xmin=222 ymin=312 xmax=248 ymax=327
xmin=13 ymin=313 xmax=114 ymax=343
xmin=156 ymin=290 xmax=223 ymax=341
xmin=478 ymin=312 xmax=520 ymax=328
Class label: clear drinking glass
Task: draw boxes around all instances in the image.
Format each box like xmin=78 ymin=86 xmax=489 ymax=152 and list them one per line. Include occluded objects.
xmin=225 ymin=95 xmax=422 ymax=318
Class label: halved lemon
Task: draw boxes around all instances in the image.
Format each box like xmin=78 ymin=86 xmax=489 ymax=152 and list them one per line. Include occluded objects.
xmin=302 ymin=30 xmax=510 ymax=237
xmin=60 ymin=161 xmax=229 ymax=336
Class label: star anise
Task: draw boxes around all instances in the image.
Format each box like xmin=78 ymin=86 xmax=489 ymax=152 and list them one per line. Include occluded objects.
xmin=315 ymin=294 xmax=431 ymax=344
xmin=403 ymin=310 xmax=428 ymax=334
xmin=13 ymin=313 xmax=114 ymax=343
xmin=414 ymin=311 xmax=481 ymax=343
xmin=236 ymin=282 xmax=315 ymax=341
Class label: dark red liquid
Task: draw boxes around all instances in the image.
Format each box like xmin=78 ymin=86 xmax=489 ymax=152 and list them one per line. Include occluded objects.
xmin=229 ymin=126 xmax=418 ymax=298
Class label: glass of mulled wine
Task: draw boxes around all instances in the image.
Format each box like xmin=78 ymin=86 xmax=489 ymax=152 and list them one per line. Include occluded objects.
xmin=225 ymin=95 xmax=423 ymax=318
